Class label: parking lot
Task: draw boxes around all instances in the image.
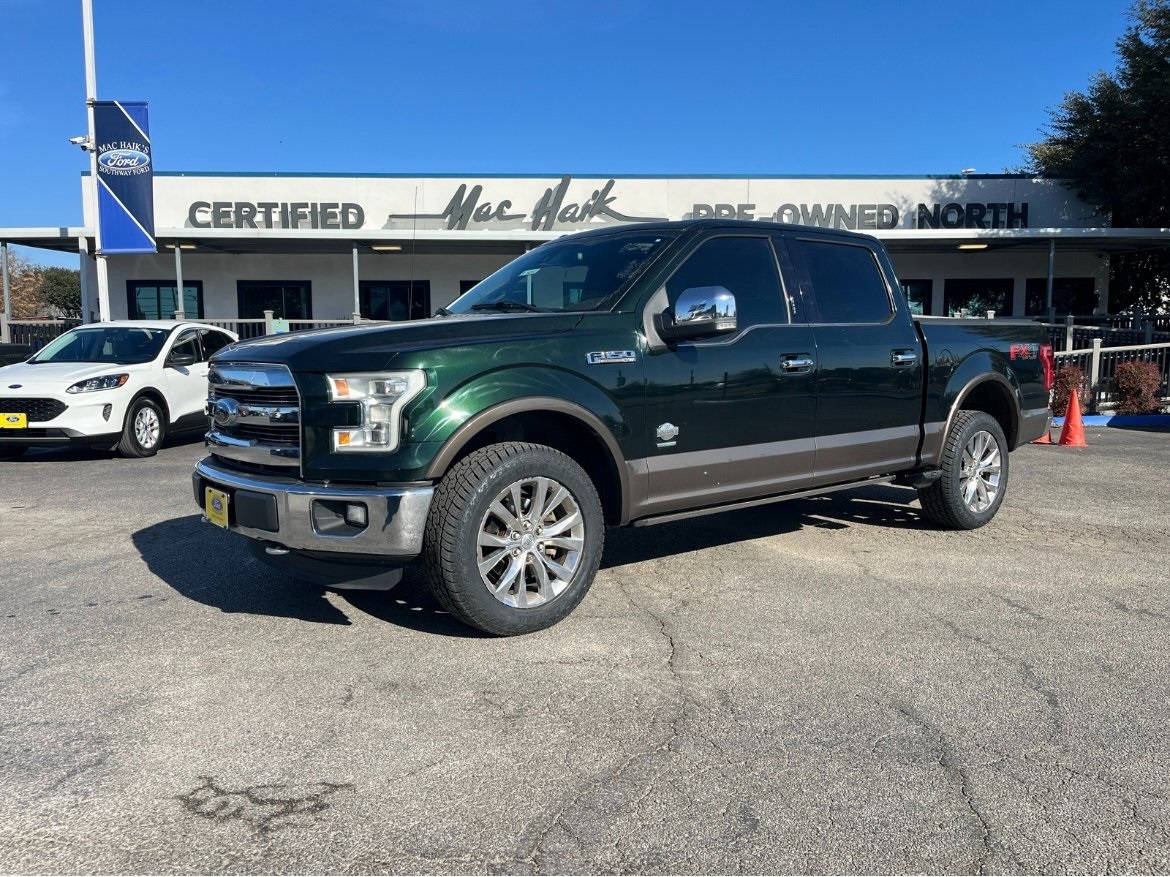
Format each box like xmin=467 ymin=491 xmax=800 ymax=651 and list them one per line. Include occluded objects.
xmin=1 ymin=428 xmax=1168 ymax=874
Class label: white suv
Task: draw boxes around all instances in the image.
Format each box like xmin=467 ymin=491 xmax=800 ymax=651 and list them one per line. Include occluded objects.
xmin=0 ymin=321 xmax=239 ymax=458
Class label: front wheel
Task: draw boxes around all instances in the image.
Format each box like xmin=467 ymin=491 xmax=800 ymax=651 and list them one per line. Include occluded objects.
xmin=423 ymin=442 xmax=604 ymax=636
xmin=917 ymin=410 xmax=1009 ymax=530
xmin=118 ymin=397 xmax=166 ymax=458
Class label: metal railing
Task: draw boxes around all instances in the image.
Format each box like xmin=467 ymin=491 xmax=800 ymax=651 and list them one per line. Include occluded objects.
xmin=1054 ymin=339 xmax=1170 ymax=411
xmin=1037 ymin=315 xmax=1170 ymax=352
xmin=0 ymin=318 xmax=82 ymax=349
xmin=0 ymin=312 xmax=365 ymax=346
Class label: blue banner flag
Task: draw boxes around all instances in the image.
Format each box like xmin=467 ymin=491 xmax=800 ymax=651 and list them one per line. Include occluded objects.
xmin=93 ymin=101 xmax=155 ymax=254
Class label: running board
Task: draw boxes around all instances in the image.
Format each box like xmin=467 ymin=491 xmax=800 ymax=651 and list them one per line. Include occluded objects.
xmin=633 ymin=475 xmax=899 ymax=528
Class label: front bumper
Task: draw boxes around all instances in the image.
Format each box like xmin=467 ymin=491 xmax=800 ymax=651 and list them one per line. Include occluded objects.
xmin=192 ymin=455 xmax=434 ymax=557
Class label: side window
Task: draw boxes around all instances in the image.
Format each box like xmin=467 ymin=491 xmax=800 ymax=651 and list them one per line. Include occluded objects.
xmin=665 ymin=236 xmax=787 ymax=328
xmin=798 ymin=240 xmax=893 ymax=324
xmin=200 ymin=329 xmax=232 ymax=358
xmin=170 ymin=330 xmax=202 ymax=362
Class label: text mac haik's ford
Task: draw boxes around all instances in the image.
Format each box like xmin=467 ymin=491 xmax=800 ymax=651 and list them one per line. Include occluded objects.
xmin=0 ymin=321 xmax=237 ymax=457
xmin=192 ymin=220 xmax=1053 ymax=635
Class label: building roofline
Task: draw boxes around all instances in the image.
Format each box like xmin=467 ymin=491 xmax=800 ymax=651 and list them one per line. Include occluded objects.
xmin=76 ymin=170 xmax=1053 ymax=181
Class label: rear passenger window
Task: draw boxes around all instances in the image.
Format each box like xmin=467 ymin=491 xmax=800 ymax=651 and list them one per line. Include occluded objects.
xmin=666 ymin=236 xmax=788 ymax=328
xmin=200 ymin=329 xmax=233 ymax=357
xmin=798 ymin=240 xmax=892 ymax=324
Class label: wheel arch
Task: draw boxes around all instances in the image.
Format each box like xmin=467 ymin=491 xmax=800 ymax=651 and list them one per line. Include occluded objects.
xmin=126 ymin=387 xmax=171 ymax=425
xmin=945 ymin=373 xmax=1020 ymax=450
xmin=424 ymin=397 xmax=628 ymax=526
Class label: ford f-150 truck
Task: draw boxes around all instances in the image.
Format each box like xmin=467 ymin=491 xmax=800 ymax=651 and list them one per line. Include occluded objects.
xmin=192 ymin=219 xmax=1053 ymax=635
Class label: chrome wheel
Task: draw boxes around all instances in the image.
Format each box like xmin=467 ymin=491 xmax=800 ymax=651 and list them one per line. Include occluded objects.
xmin=959 ymin=429 xmax=1001 ymax=513
xmin=134 ymin=406 xmax=160 ymax=449
xmin=476 ymin=476 xmax=585 ymax=609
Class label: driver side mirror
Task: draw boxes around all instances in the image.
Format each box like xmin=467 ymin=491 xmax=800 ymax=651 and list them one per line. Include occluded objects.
xmin=167 ymin=352 xmax=198 ymax=368
xmin=658 ymin=286 xmax=738 ymax=343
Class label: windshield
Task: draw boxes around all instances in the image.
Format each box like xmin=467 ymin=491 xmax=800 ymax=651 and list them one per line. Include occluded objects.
xmin=447 ymin=230 xmax=678 ymax=314
xmin=30 ymin=326 xmax=173 ymax=365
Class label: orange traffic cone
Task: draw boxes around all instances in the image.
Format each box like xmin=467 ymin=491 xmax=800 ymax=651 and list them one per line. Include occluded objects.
xmin=1032 ymin=426 xmax=1052 ymax=444
xmin=1058 ymin=391 xmax=1087 ymax=447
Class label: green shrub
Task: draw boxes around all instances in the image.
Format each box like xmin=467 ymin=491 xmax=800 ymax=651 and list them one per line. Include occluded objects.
xmin=1052 ymin=364 xmax=1088 ymax=416
xmin=1112 ymin=360 xmax=1164 ymax=414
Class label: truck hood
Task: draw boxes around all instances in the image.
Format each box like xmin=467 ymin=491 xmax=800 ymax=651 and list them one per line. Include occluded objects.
xmin=216 ymin=312 xmax=584 ymax=371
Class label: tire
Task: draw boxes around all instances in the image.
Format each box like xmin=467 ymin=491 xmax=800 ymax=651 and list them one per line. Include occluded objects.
xmin=917 ymin=410 xmax=1009 ymax=530
xmin=423 ymin=441 xmax=604 ymax=636
xmin=117 ymin=397 xmax=166 ymax=458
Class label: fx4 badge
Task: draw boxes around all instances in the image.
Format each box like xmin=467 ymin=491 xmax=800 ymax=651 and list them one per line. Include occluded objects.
xmin=586 ymin=350 xmax=637 ymax=365
xmin=1010 ymin=343 xmax=1040 ymax=360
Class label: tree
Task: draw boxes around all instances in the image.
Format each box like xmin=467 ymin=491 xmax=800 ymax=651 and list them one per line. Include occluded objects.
xmin=1023 ymin=0 xmax=1170 ymax=314
xmin=38 ymin=266 xmax=82 ymax=319
xmin=2 ymin=250 xmax=43 ymax=319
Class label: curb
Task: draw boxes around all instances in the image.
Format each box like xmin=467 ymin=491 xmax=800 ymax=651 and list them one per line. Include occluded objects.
xmin=1051 ymin=414 xmax=1170 ymax=427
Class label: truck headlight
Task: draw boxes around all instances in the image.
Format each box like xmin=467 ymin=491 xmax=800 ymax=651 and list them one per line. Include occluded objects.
xmin=325 ymin=371 xmax=425 ymax=452
xmin=66 ymin=374 xmax=129 ymax=393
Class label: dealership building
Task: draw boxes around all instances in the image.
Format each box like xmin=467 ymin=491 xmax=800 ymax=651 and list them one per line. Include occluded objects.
xmin=5 ymin=171 xmax=1168 ymax=326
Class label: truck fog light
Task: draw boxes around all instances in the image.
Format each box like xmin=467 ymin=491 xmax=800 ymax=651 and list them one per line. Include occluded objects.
xmin=102 ymin=404 xmax=112 ymax=421
xmin=345 ymin=503 xmax=368 ymax=527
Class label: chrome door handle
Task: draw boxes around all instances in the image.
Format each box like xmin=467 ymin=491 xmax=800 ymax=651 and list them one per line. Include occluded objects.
xmin=780 ymin=354 xmax=815 ymax=372
xmin=891 ymin=350 xmax=918 ymax=366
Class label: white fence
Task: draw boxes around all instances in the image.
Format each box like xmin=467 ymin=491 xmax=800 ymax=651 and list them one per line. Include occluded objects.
xmin=1054 ymin=340 xmax=1170 ymax=411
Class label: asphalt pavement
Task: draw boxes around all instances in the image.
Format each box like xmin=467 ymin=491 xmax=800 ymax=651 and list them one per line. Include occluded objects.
xmin=1 ymin=427 xmax=1168 ymax=874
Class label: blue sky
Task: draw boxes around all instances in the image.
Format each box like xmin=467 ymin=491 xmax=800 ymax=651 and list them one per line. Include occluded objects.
xmin=0 ymin=0 xmax=1136 ymax=266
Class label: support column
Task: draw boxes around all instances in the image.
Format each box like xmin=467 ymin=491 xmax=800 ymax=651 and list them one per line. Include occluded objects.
xmin=82 ymin=0 xmax=110 ymax=322
xmin=1045 ymin=238 xmax=1056 ymax=323
xmin=352 ymin=245 xmax=361 ymax=322
xmin=173 ymin=244 xmax=185 ymax=320
xmin=1 ymin=241 xmax=11 ymax=342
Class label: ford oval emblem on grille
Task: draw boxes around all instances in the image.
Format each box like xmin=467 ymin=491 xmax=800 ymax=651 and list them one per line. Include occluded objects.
xmin=212 ymin=397 xmax=240 ymax=428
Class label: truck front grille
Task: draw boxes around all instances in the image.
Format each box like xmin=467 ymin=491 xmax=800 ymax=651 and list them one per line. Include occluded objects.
xmin=205 ymin=362 xmax=300 ymax=469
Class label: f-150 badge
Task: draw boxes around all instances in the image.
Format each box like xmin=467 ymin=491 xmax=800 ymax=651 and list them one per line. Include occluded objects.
xmin=586 ymin=350 xmax=637 ymax=364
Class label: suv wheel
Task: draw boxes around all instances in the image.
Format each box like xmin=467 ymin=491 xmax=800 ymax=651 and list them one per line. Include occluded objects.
xmin=118 ymin=397 xmax=166 ymax=458
xmin=917 ymin=409 xmax=1009 ymax=529
xmin=423 ymin=442 xmax=604 ymax=636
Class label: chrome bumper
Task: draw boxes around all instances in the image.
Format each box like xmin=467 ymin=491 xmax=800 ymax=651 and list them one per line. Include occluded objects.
xmin=192 ymin=456 xmax=433 ymax=557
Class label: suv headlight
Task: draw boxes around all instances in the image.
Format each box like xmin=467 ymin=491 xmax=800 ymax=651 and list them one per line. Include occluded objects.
xmin=66 ymin=374 xmax=129 ymax=394
xmin=325 ymin=370 xmax=426 ymax=452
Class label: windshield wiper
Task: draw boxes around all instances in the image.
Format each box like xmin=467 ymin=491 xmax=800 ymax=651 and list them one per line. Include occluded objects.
xmin=470 ymin=300 xmax=545 ymax=313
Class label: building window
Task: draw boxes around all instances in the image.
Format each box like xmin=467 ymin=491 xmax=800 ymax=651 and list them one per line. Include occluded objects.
xmin=460 ymin=280 xmax=482 ymax=295
xmin=237 ymin=281 xmax=312 ymax=320
xmin=900 ymin=279 xmax=932 ymax=316
xmin=943 ymin=278 xmax=1013 ymax=317
xmin=127 ymin=281 xmax=203 ymax=320
xmin=1025 ymin=277 xmax=1096 ymax=317
xmin=359 ymin=281 xmax=430 ymax=321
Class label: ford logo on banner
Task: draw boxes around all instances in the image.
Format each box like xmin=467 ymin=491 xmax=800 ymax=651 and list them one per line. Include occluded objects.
xmin=98 ymin=148 xmax=151 ymax=172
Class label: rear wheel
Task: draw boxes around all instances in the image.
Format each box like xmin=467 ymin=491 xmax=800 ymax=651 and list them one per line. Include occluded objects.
xmin=423 ymin=441 xmax=604 ymax=636
xmin=118 ymin=397 xmax=166 ymax=458
xmin=917 ymin=410 xmax=1009 ymax=529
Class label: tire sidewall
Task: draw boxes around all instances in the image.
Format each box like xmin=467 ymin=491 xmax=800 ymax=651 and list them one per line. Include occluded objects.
xmin=437 ymin=445 xmax=603 ymax=634
xmin=121 ymin=397 xmax=165 ymax=457
xmin=942 ymin=412 xmax=1009 ymax=529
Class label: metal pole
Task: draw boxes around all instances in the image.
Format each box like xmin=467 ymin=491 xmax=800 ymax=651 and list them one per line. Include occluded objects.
xmin=1045 ymin=238 xmax=1056 ymax=323
xmin=82 ymin=0 xmax=109 ymax=322
xmin=173 ymin=245 xmax=185 ymax=320
xmin=1 ymin=242 xmax=10 ymax=343
xmin=352 ymin=245 xmax=361 ymax=320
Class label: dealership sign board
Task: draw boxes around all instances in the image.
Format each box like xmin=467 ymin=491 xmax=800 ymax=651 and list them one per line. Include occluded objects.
xmin=154 ymin=174 xmax=1101 ymax=235
xmin=93 ymin=101 xmax=155 ymax=253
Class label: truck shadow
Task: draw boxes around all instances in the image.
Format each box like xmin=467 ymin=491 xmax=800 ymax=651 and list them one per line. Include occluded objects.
xmin=133 ymin=485 xmax=926 ymax=635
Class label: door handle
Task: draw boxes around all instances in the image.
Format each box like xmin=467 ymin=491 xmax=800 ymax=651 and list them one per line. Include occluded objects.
xmin=780 ymin=354 xmax=815 ymax=372
xmin=891 ymin=350 xmax=918 ymax=367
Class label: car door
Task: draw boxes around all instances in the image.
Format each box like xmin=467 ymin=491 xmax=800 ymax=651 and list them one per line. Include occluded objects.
xmin=785 ymin=234 xmax=924 ymax=483
xmin=162 ymin=329 xmax=211 ymax=427
xmin=637 ymin=233 xmax=818 ymax=518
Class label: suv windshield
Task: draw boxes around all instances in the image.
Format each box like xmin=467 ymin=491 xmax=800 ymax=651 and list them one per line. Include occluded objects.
xmin=447 ymin=230 xmax=678 ymax=314
xmin=30 ymin=326 xmax=172 ymax=365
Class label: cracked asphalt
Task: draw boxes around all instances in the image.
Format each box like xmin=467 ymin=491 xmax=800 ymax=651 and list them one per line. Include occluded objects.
xmin=1 ymin=427 xmax=1168 ymax=874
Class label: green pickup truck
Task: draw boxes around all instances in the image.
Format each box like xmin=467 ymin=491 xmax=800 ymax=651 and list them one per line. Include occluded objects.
xmin=193 ymin=219 xmax=1053 ymax=635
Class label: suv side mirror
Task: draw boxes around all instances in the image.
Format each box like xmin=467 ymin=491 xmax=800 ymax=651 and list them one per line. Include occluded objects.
xmin=660 ymin=286 xmax=738 ymax=342
xmin=168 ymin=352 xmax=198 ymax=368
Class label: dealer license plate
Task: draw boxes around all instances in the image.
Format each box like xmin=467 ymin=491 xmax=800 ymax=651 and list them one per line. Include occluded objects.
xmin=1 ymin=413 xmax=28 ymax=429
xmin=204 ymin=486 xmax=230 ymax=529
